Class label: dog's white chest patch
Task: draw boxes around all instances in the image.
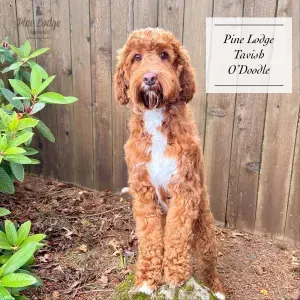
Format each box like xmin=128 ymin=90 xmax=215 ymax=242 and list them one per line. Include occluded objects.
xmin=144 ymin=109 xmax=177 ymax=194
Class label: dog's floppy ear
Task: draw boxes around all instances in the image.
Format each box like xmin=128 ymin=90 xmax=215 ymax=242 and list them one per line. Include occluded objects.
xmin=114 ymin=49 xmax=129 ymax=105
xmin=177 ymin=47 xmax=196 ymax=103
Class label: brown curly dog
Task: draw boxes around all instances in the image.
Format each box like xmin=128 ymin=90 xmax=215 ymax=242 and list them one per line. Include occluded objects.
xmin=114 ymin=28 xmax=225 ymax=299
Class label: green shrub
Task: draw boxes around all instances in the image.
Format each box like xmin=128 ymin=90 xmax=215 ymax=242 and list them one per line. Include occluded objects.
xmin=0 ymin=207 xmax=46 ymax=299
xmin=0 ymin=37 xmax=78 ymax=194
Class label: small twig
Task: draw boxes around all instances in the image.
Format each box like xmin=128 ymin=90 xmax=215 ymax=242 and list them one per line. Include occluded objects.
xmin=62 ymin=205 xmax=130 ymax=219
xmin=77 ymin=289 xmax=114 ymax=295
xmin=85 ymin=205 xmax=130 ymax=217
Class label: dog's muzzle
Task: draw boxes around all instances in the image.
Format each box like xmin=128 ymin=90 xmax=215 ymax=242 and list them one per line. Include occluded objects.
xmin=139 ymin=83 xmax=163 ymax=109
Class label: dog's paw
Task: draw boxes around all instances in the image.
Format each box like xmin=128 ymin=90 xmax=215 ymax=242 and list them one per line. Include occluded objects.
xmin=120 ymin=186 xmax=129 ymax=195
xmin=215 ymin=291 xmax=226 ymax=300
xmin=129 ymin=282 xmax=153 ymax=295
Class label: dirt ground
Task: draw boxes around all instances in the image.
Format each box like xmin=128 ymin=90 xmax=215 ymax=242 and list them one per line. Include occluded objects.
xmin=0 ymin=175 xmax=299 ymax=300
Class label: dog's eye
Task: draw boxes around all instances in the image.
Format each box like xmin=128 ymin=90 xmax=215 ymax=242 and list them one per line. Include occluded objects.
xmin=133 ymin=54 xmax=142 ymax=62
xmin=160 ymin=52 xmax=169 ymax=60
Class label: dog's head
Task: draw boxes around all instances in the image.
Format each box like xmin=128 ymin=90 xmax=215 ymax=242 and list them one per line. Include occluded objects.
xmin=114 ymin=28 xmax=196 ymax=110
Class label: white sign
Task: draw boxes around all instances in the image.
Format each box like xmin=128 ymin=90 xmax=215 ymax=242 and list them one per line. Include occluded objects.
xmin=206 ymin=18 xmax=292 ymax=93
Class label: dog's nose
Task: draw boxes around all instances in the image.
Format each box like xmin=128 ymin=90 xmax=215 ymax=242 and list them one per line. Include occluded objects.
xmin=143 ymin=72 xmax=157 ymax=86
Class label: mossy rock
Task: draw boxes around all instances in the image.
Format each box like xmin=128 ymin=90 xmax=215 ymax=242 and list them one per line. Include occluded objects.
xmin=111 ymin=273 xmax=218 ymax=300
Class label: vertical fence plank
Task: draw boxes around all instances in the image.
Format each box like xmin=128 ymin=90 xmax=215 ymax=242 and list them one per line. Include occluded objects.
xmin=15 ymin=0 xmax=44 ymax=175
xmin=111 ymin=0 xmax=133 ymax=190
xmin=0 ymin=0 xmax=18 ymax=92
xmin=15 ymin=0 xmax=33 ymax=44
xmin=34 ymin=0 xmax=59 ymax=179
xmin=204 ymin=0 xmax=243 ymax=224
xmin=69 ymin=0 xmax=94 ymax=188
xmin=49 ymin=0 xmax=75 ymax=183
xmin=183 ymin=0 xmax=213 ymax=142
xmin=0 ymin=0 xmax=18 ymax=44
xmin=256 ymin=0 xmax=300 ymax=239
xmin=226 ymin=0 xmax=277 ymax=233
xmin=158 ymin=0 xmax=184 ymax=41
xmin=134 ymin=0 xmax=158 ymax=29
xmin=284 ymin=116 xmax=300 ymax=245
xmin=90 ymin=0 xmax=113 ymax=190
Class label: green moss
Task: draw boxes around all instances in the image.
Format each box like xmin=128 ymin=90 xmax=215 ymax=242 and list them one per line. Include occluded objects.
xmin=112 ymin=274 xmax=218 ymax=300
xmin=154 ymin=294 xmax=166 ymax=300
xmin=111 ymin=273 xmax=136 ymax=300
xmin=184 ymin=284 xmax=194 ymax=293
xmin=174 ymin=288 xmax=179 ymax=300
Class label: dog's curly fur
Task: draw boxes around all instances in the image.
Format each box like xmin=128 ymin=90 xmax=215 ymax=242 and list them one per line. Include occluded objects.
xmin=114 ymin=28 xmax=224 ymax=298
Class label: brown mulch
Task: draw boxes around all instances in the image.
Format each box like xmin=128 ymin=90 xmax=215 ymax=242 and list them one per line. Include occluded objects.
xmin=0 ymin=174 xmax=299 ymax=300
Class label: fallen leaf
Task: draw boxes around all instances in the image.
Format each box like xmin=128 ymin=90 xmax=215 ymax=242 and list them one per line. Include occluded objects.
xmin=260 ymin=289 xmax=268 ymax=296
xmin=254 ymin=265 xmax=264 ymax=276
xmin=63 ymin=227 xmax=75 ymax=239
xmin=52 ymin=291 xmax=60 ymax=299
xmin=99 ymin=274 xmax=109 ymax=284
xmin=38 ymin=253 xmax=52 ymax=263
xmin=78 ymin=244 xmax=88 ymax=252
xmin=108 ymin=238 xmax=122 ymax=252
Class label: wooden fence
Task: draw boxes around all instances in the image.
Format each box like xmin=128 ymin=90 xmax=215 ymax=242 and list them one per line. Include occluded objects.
xmin=0 ymin=0 xmax=299 ymax=245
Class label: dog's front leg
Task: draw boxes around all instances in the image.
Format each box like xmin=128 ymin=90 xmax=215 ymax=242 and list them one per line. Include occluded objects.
xmin=163 ymin=193 xmax=199 ymax=287
xmin=133 ymin=187 xmax=164 ymax=293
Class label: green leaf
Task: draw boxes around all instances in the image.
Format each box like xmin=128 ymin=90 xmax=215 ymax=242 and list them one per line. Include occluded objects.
xmin=0 ymin=231 xmax=7 ymax=240
xmin=20 ymin=70 xmax=31 ymax=82
xmin=0 ymin=241 xmax=12 ymax=250
xmin=28 ymin=48 xmax=49 ymax=59
xmin=36 ymin=75 xmax=55 ymax=95
xmin=14 ymin=70 xmax=22 ymax=80
xmin=30 ymin=65 xmax=42 ymax=94
xmin=0 ymin=110 xmax=12 ymax=127
xmin=27 ymin=159 xmax=40 ymax=165
xmin=8 ymin=113 xmax=19 ymax=131
xmin=7 ymin=132 xmax=34 ymax=148
xmin=23 ymin=148 xmax=38 ymax=156
xmin=0 ymin=135 xmax=8 ymax=151
xmin=0 ymin=255 xmax=11 ymax=265
xmin=27 ymin=62 xmax=48 ymax=79
xmin=29 ymin=102 xmax=45 ymax=115
xmin=4 ymin=148 xmax=26 ymax=155
xmin=5 ymin=220 xmax=17 ymax=246
xmin=0 ymin=242 xmax=37 ymax=276
xmin=10 ymin=163 xmax=24 ymax=182
xmin=8 ymin=80 xmax=31 ymax=98
xmin=38 ymin=92 xmax=64 ymax=104
xmin=0 ymin=89 xmax=24 ymax=111
xmin=63 ymin=96 xmax=78 ymax=104
xmin=15 ymin=270 xmax=42 ymax=287
xmin=4 ymin=155 xmax=32 ymax=164
xmin=16 ymin=221 xmax=31 ymax=246
xmin=17 ymin=118 xmax=39 ymax=130
xmin=9 ymin=45 xmax=23 ymax=57
xmin=12 ymin=97 xmax=31 ymax=100
xmin=2 ymin=62 xmax=23 ymax=73
xmin=36 ymin=120 xmax=55 ymax=142
xmin=0 ymin=286 xmax=14 ymax=300
xmin=0 ymin=167 xmax=14 ymax=194
xmin=20 ymin=234 xmax=46 ymax=248
xmin=1 ymin=273 xmax=38 ymax=288
xmin=0 ymin=208 xmax=10 ymax=217
xmin=1 ymin=50 xmax=15 ymax=64
xmin=12 ymin=295 xmax=27 ymax=300
xmin=23 ymin=41 xmax=31 ymax=58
